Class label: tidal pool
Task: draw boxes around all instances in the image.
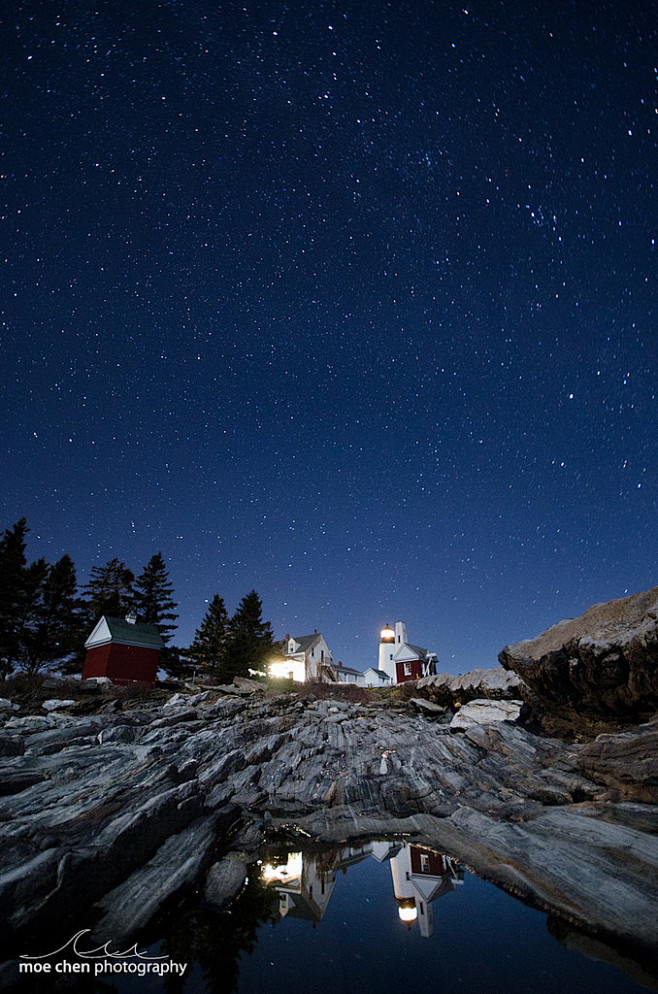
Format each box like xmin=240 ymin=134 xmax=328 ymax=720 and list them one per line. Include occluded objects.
xmin=160 ymin=840 xmax=655 ymax=994
xmin=8 ymin=840 xmax=656 ymax=993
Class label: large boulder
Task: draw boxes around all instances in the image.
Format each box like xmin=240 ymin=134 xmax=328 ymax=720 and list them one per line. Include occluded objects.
xmin=499 ymin=586 xmax=658 ymax=721
xmin=204 ymin=855 xmax=248 ymax=911
xmin=450 ymin=699 xmax=524 ymax=730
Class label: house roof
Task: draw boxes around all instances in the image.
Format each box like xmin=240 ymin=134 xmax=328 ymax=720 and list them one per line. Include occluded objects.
xmin=393 ymin=641 xmax=428 ymax=662
xmin=286 ymin=633 xmax=324 ymax=655
xmin=85 ymin=615 xmax=165 ymax=651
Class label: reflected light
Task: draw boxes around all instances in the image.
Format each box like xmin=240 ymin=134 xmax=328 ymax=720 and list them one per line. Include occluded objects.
xmin=261 ymin=852 xmax=303 ymax=884
xmin=398 ymin=900 xmax=417 ymax=923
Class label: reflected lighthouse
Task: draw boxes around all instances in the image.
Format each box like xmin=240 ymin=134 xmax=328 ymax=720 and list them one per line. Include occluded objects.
xmin=389 ymin=844 xmax=464 ymax=937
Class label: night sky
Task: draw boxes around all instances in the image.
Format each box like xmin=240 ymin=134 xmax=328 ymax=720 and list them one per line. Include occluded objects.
xmin=1 ymin=1 xmax=656 ymax=675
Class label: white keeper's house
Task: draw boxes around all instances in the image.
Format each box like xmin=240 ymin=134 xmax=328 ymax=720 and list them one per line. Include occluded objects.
xmin=268 ymin=632 xmax=335 ymax=683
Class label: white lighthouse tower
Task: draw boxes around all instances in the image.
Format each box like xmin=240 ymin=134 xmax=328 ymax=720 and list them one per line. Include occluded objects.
xmin=378 ymin=624 xmax=396 ymax=681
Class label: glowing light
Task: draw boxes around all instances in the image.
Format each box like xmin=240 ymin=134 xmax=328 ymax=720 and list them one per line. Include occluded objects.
xmin=380 ymin=625 xmax=395 ymax=642
xmin=261 ymin=852 xmax=303 ymax=884
xmin=398 ymin=903 xmax=418 ymax=923
xmin=268 ymin=657 xmax=305 ymax=682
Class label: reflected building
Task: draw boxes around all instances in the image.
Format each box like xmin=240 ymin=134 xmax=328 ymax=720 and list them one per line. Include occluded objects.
xmin=260 ymin=842 xmax=463 ymax=936
xmin=390 ymin=843 xmax=464 ymax=937
xmin=260 ymin=851 xmax=339 ymax=925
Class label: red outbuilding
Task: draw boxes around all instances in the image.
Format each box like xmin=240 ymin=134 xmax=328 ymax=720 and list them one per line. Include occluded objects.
xmin=82 ymin=612 xmax=164 ymax=687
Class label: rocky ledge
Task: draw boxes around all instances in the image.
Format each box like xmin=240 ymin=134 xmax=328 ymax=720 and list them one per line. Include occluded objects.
xmin=0 ymin=587 xmax=657 ymax=984
xmin=500 ymin=585 xmax=658 ymax=723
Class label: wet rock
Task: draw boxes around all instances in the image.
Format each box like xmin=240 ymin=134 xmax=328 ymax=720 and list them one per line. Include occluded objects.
xmin=94 ymin=814 xmax=223 ymax=940
xmin=450 ymin=699 xmax=523 ymax=729
xmin=204 ymin=856 xmax=248 ymax=911
xmin=499 ymin=585 xmax=658 ymax=721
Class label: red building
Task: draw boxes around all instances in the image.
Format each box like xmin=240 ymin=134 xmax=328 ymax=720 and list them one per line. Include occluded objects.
xmin=394 ymin=649 xmax=428 ymax=683
xmin=82 ymin=613 xmax=164 ymax=687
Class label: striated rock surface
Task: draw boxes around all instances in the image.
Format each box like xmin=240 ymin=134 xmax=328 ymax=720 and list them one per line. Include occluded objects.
xmin=576 ymin=716 xmax=658 ymax=804
xmin=499 ymin=585 xmax=658 ymax=721
xmin=417 ymin=666 xmax=525 ymax=707
xmin=449 ymin=699 xmax=523 ymax=729
xmin=0 ymin=667 xmax=657 ymax=975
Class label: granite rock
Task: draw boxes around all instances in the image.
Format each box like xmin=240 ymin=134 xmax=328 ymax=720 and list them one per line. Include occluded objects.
xmin=204 ymin=856 xmax=248 ymax=911
xmin=450 ymin=699 xmax=523 ymax=729
xmin=499 ymin=585 xmax=658 ymax=721
xmin=416 ymin=666 xmax=525 ymax=707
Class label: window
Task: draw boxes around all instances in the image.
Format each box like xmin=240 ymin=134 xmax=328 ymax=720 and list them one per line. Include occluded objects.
xmin=404 ymin=663 xmax=412 ymax=676
xmin=420 ymin=854 xmax=430 ymax=873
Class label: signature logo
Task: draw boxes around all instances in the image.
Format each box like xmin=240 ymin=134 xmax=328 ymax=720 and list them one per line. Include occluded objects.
xmin=20 ymin=929 xmax=168 ymax=962
xmin=19 ymin=930 xmax=188 ymax=978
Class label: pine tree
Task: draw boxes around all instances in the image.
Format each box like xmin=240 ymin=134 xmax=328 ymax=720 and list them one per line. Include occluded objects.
xmin=0 ymin=519 xmax=85 ymax=676
xmin=188 ymin=594 xmax=231 ymax=678
xmin=82 ymin=558 xmax=135 ymax=626
xmin=226 ymin=590 xmax=274 ymax=681
xmin=14 ymin=557 xmax=48 ymax=674
xmin=18 ymin=555 xmax=84 ymax=675
xmin=0 ymin=518 xmax=29 ymax=676
xmin=134 ymin=552 xmax=178 ymax=643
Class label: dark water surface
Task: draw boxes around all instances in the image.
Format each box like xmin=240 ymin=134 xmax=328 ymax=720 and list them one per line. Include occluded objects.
xmin=7 ymin=840 xmax=656 ymax=994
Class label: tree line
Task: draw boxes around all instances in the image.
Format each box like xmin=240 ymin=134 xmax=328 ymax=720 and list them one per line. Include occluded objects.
xmin=0 ymin=518 xmax=276 ymax=683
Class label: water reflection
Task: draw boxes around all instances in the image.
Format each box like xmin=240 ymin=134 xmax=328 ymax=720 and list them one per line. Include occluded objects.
xmin=259 ymin=841 xmax=464 ymax=937
xmin=9 ymin=839 xmax=652 ymax=993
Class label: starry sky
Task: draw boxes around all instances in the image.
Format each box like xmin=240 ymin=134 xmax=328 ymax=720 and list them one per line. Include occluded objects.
xmin=1 ymin=0 xmax=656 ymax=675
